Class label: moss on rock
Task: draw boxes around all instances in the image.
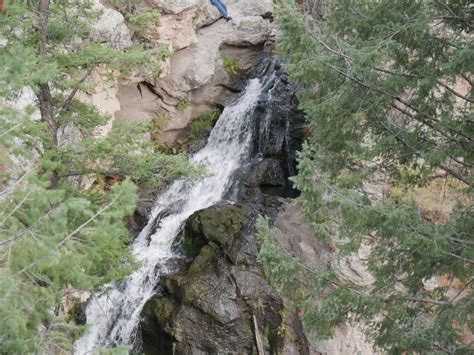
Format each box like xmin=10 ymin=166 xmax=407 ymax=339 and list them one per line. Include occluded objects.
xmin=183 ymin=204 xmax=250 ymax=258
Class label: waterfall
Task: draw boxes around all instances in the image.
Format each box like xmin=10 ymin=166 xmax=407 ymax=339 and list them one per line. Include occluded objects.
xmin=74 ymin=78 xmax=266 ymax=354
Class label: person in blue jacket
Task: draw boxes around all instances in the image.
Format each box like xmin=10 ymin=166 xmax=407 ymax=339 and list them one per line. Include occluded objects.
xmin=211 ymin=0 xmax=232 ymax=21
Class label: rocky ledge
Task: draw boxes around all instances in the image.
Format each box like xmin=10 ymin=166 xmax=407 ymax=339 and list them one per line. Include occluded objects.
xmin=113 ymin=0 xmax=277 ymax=145
xmin=73 ymin=0 xmax=276 ymax=154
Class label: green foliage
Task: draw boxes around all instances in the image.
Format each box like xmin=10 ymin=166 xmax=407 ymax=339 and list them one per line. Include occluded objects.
xmin=105 ymin=0 xmax=135 ymax=13
xmin=126 ymin=9 xmax=161 ymax=27
xmin=188 ymin=107 xmax=221 ymax=139
xmin=125 ymin=9 xmax=162 ymax=38
xmin=222 ymin=57 xmax=241 ymax=75
xmin=176 ymin=99 xmax=189 ymax=111
xmin=58 ymin=120 xmax=197 ymax=187
xmin=261 ymin=0 xmax=474 ymax=353
xmin=0 ymin=178 xmax=138 ymax=353
xmin=105 ymin=0 xmax=162 ymax=37
xmin=258 ymin=216 xmax=336 ymax=337
xmin=150 ymin=114 xmax=171 ymax=142
xmin=0 ymin=1 xmax=195 ymax=352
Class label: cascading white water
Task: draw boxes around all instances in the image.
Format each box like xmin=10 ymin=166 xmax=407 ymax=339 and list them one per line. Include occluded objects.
xmin=74 ymin=79 xmax=264 ymax=354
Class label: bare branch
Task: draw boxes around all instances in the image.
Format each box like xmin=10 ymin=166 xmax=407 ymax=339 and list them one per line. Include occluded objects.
xmin=0 ymin=191 xmax=31 ymax=227
xmin=0 ymin=167 xmax=36 ymax=199
xmin=56 ymin=68 xmax=94 ymax=116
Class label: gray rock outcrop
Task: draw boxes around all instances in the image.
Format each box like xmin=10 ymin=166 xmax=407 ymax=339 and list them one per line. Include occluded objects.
xmin=90 ymin=0 xmax=133 ymax=50
xmin=113 ymin=0 xmax=276 ymax=144
xmin=151 ymin=0 xmax=202 ymax=14
xmin=270 ymin=202 xmax=380 ymax=354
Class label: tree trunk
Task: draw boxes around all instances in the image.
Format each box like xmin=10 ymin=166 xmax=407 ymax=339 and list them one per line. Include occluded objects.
xmin=36 ymin=0 xmax=56 ymax=140
xmin=36 ymin=0 xmax=60 ymax=188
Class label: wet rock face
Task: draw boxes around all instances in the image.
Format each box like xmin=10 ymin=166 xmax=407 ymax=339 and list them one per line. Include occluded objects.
xmin=140 ymin=203 xmax=306 ymax=354
xmin=227 ymin=60 xmax=306 ymax=200
xmin=252 ymin=64 xmax=305 ymax=196
xmin=241 ymin=159 xmax=286 ymax=194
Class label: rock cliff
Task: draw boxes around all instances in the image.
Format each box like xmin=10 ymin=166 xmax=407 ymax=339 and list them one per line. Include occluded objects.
xmin=107 ymin=0 xmax=277 ymax=145
xmin=60 ymin=0 xmax=275 ymax=149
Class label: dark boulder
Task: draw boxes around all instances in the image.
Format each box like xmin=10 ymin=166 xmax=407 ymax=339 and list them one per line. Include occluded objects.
xmin=140 ymin=203 xmax=308 ymax=354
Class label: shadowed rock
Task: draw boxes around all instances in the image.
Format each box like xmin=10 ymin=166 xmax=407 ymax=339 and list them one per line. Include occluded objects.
xmin=140 ymin=202 xmax=309 ymax=354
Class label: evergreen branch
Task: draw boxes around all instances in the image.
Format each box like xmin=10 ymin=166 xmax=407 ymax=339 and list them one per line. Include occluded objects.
xmin=372 ymin=67 xmax=423 ymax=80
xmin=458 ymin=72 xmax=473 ymax=88
xmin=393 ymin=296 xmax=450 ymax=306
xmin=310 ymin=32 xmax=473 ymax=142
xmin=438 ymin=81 xmax=473 ymax=104
xmin=326 ymin=62 xmax=473 ymax=144
xmin=266 ymin=222 xmax=457 ymax=307
xmin=380 ymin=119 xmax=471 ymax=185
xmin=439 ymin=52 xmax=474 ymax=87
xmin=450 ymin=279 xmax=473 ymax=302
xmin=58 ymin=169 xmax=123 ymax=179
xmin=434 ymin=16 xmax=473 ymax=29
xmin=385 ymin=105 xmax=474 ymax=170
xmin=91 ymin=292 xmax=108 ymax=319
xmin=2 ymin=206 xmax=57 ymax=248
xmin=277 ymin=2 xmax=473 ymax=351
xmin=55 ymin=194 xmax=120 ymax=249
xmin=0 ymin=122 xmax=23 ymax=138
xmin=373 ymin=67 xmax=473 ymax=104
xmin=0 ymin=167 xmax=36 ymax=198
xmin=451 ymin=238 xmax=474 ymax=246
xmin=434 ymin=0 xmax=457 ymax=17
xmin=314 ymin=170 xmax=472 ymax=260
xmin=14 ymin=193 xmax=122 ymax=277
xmin=444 ymin=252 xmax=474 ymax=265
xmin=434 ymin=1 xmax=473 ymax=29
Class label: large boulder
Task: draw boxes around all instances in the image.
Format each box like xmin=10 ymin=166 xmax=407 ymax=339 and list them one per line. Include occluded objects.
xmin=224 ymin=16 xmax=273 ymax=46
xmin=140 ymin=203 xmax=310 ymax=354
xmin=242 ymin=159 xmax=286 ymax=188
xmin=183 ymin=204 xmax=259 ymax=264
xmin=90 ymin=0 xmax=132 ymax=50
xmin=234 ymin=0 xmax=274 ymax=18
xmin=151 ymin=9 xmax=199 ymax=51
xmin=150 ymin=0 xmax=202 ymax=14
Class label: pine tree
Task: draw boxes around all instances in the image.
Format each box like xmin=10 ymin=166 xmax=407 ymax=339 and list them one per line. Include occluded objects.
xmin=0 ymin=1 xmax=196 ymax=352
xmin=260 ymin=0 xmax=473 ymax=353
